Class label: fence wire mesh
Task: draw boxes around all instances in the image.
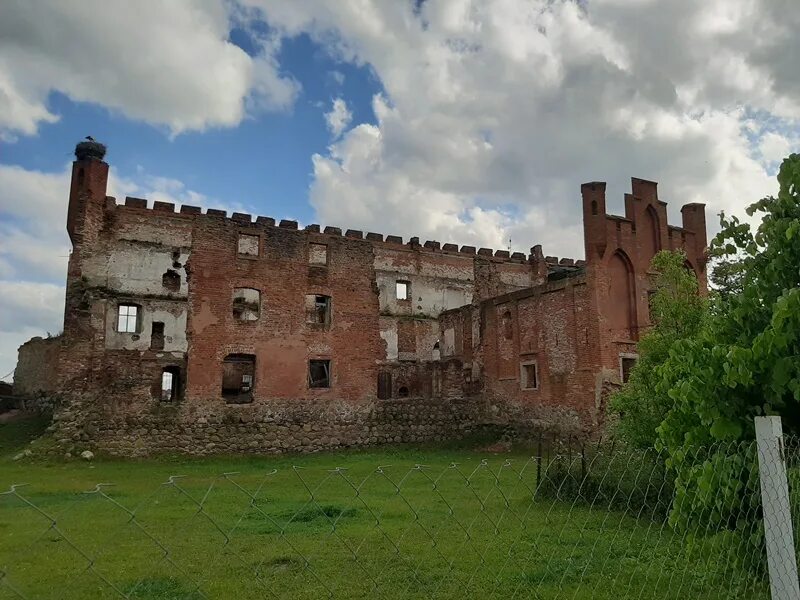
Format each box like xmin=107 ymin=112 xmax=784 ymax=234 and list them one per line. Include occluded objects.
xmin=1 ymin=436 xmax=797 ymax=599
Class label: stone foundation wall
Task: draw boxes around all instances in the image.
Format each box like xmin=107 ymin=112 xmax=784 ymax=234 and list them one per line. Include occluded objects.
xmin=49 ymin=395 xmax=492 ymax=457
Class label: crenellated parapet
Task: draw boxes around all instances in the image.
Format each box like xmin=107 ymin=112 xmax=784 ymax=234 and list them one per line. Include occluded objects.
xmin=579 ymin=175 xmax=708 ymax=373
xmin=581 ymin=177 xmax=706 ymax=273
xmin=112 ymin=195 xmax=548 ymax=266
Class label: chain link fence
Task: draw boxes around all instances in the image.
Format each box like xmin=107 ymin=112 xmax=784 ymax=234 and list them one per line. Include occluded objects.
xmin=1 ymin=425 xmax=798 ymax=599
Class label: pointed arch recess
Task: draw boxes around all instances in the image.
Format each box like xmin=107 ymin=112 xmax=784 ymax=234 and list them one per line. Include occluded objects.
xmin=644 ymin=204 xmax=661 ymax=260
xmin=608 ymin=249 xmax=637 ymax=341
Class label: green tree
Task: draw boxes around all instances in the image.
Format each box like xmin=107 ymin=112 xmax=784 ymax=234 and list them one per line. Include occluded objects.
xmin=609 ymin=250 xmax=706 ymax=448
xmin=659 ymin=153 xmax=800 ymax=449
xmin=655 ymin=153 xmax=800 ymax=541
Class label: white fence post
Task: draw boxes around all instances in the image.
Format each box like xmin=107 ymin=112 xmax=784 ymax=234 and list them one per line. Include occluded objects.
xmin=755 ymin=416 xmax=800 ymax=600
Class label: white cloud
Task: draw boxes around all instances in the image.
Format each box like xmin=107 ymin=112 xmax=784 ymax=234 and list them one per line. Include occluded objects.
xmin=246 ymin=0 xmax=800 ymax=256
xmin=0 ymin=161 xmax=240 ymax=379
xmin=759 ymin=132 xmax=793 ymax=165
xmin=324 ymin=98 xmax=353 ymax=138
xmin=0 ymin=0 xmax=300 ymax=139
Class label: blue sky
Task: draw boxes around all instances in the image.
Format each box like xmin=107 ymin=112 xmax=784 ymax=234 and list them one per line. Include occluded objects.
xmin=2 ymin=32 xmax=380 ymax=225
xmin=0 ymin=0 xmax=799 ymax=379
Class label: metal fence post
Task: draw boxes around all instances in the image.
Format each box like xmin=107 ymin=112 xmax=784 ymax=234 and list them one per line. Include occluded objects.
xmin=755 ymin=416 xmax=800 ymax=600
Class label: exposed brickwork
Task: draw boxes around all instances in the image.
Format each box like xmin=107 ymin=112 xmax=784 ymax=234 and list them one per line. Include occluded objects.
xmin=13 ymin=142 xmax=708 ymax=455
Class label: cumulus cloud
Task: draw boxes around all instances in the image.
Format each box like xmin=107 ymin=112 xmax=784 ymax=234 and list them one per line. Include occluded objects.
xmin=0 ymin=161 xmax=243 ymax=379
xmin=5 ymin=0 xmax=800 ymax=377
xmin=246 ymin=0 xmax=799 ymax=256
xmin=0 ymin=0 xmax=300 ymax=139
xmin=759 ymin=132 xmax=794 ymax=165
xmin=324 ymin=98 xmax=353 ymax=138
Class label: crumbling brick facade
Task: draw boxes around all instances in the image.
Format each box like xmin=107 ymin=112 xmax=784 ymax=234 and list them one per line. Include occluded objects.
xmin=14 ymin=141 xmax=707 ymax=455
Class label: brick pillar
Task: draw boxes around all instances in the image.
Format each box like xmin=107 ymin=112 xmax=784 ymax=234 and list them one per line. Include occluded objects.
xmin=581 ymin=181 xmax=607 ymax=262
xmin=681 ymin=203 xmax=707 ymax=255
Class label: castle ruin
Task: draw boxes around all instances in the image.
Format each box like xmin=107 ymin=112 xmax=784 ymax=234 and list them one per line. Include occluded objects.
xmin=13 ymin=140 xmax=707 ymax=455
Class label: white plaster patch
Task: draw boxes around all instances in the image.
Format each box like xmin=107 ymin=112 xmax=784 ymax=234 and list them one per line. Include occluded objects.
xmin=376 ymin=272 xmax=472 ymax=317
xmin=380 ymin=326 xmax=398 ymax=360
xmin=100 ymin=243 xmax=190 ymax=297
xmin=237 ymin=234 xmax=259 ymax=256
xmin=116 ymin=221 xmax=192 ymax=247
xmin=443 ymin=327 xmax=455 ymax=357
xmin=104 ymin=300 xmax=188 ymax=352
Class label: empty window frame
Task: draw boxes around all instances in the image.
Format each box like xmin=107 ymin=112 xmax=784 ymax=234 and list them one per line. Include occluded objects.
xmin=306 ymin=294 xmax=331 ymax=326
xmin=237 ymin=233 xmax=259 ymax=257
xmin=520 ymin=361 xmax=539 ymax=390
xmin=621 ymin=355 xmax=638 ymax=383
xmin=222 ymin=354 xmax=256 ymax=403
xmin=308 ymin=359 xmax=331 ymax=389
xmin=233 ymin=288 xmax=261 ymax=321
xmin=396 ymin=280 xmax=410 ymax=300
xmin=309 ymin=243 xmax=328 ymax=266
xmin=377 ymin=371 xmax=392 ymax=400
xmin=117 ymin=304 xmax=140 ymax=333
xmin=150 ymin=321 xmax=165 ymax=350
xmin=160 ymin=366 xmax=180 ymax=401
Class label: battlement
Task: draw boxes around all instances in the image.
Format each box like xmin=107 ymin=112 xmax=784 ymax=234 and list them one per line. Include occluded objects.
xmin=113 ymin=195 xmax=545 ymax=265
xmin=581 ymin=176 xmax=707 ymax=271
xmin=581 ymin=177 xmax=705 ymax=236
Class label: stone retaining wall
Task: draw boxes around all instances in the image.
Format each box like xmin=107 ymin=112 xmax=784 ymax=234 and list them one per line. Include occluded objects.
xmin=48 ymin=395 xmax=494 ymax=457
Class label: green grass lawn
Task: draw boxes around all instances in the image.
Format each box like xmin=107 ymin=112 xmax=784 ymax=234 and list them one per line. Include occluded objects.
xmin=0 ymin=415 xmax=768 ymax=599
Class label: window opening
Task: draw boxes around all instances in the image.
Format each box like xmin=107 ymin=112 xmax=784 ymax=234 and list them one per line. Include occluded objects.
xmin=377 ymin=371 xmax=392 ymax=400
xmin=222 ymin=354 xmax=255 ymax=403
xmin=233 ymin=288 xmax=261 ymax=321
xmin=160 ymin=367 xmax=180 ymax=402
xmin=621 ymin=356 xmax=637 ymax=383
xmin=396 ymin=280 xmax=410 ymax=300
xmin=398 ymin=386 xmax=409 ymax=397
xmin=117 ymin=304 xmax=139 ymax=333
xmin=306 ymin=294 xmax=331 ymax=326
xmin=308 ymin=359 xmax=331 ymax=388
xmin=521 ymin=361 xmax=538 ymax=390
xmin=150 ymin=322 xmax=165 ymax=350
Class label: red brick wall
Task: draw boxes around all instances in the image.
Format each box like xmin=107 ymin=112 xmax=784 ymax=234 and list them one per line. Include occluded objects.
xmin=185 ymin=220 xmax=383 ymax=403
xmin=480 ymin=276 xmax=596 ymax=429
xmin=582 ymin=178 xmax=707 ymax=376
xmin=34 ymin=154 xmax=708 ymax=454
xmin=477 ymin=178 xmax=706 ymax=430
